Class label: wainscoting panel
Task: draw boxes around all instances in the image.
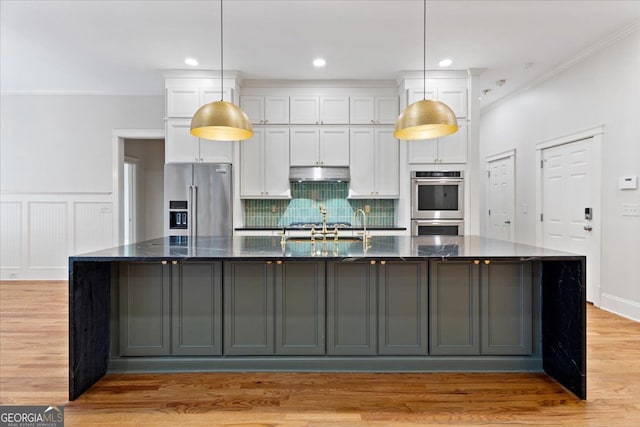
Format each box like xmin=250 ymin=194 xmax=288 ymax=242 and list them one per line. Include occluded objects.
xmin=28 ymin=202 xmax=68 ymax=269
xmin=0 ymin=202 xmax=23 ymax=269
xmin=1 ymin=194 xmax=114 ymax=280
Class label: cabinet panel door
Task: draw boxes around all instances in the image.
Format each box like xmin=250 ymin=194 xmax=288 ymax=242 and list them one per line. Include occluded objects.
xmin=240 ymin=129 xmax=264 ymax=198
xmin=481 ymin=261 xmax=532 ymax=355
xmin=320 ymin=96 xmax=349 ymax=124
xmin=241 ymin=96 xmax=264 ymax=124
xmin=172 ymin=262 xmax=222 ymax=355
xmin=263 ymin=128 xmax=291 ymax=198
xmin=407 ymin=88 xmax=437 ymax=105
xmin=275 ymin=261 xmax=325 ymax=355
xmin=374 ymin=128 xmax=399 ymax=197
xmin=437 ymin=120 xmax=467 ymax=164
xmin=200 ymin=88 xmax=231 ymax=106
xmin=375 ymin=97 xmax=399 ymax=124
xmin=348 ymin=128 xmax=375 ymax=197
xmin=438 ymin=88 xmax=467 ymax=118
xmin=223 ymin=261 xmax=274 ymax=355
xmin=198 ymin=139 xmax=234 ymax=164
xmin=167 ymin=88 xmax=200 ymax=117
xmin=408 ymin=139 xmax=438 ymax=164
xmin=350 ymin=96 xmax=375 ymax=124
xmin=119 ymin=262 xmax=170 ymax=356
xmin=326 ymin=261 xmax=376 ymax=355
xmin=290 ymin=96 xmax=319 ymax=124
xmin=166 ymin=119 xmax=201 ymax=163
xmin=429 ymin=261 xmax=480 ymax=355
xmin=320 ymin=127 xmax=349 ymax=166
xmin=265 ymin=96 xmax=290 ymax=124
xmin=378 ymin=261 xmax=428 ymax=355
xmin=290 ymin=127 xmax=320 ymax=166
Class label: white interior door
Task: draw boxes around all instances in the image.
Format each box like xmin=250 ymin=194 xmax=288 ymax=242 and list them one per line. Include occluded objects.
xmin=123 ymin=160 xmax=137 ymax=245
xmin=487 ymin=155 xmax=515 ymax=241
xmin=541 ymin=138 xmax=601 ymax=303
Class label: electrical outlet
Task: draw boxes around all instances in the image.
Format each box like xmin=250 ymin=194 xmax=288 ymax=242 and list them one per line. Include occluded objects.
xmin=271 ymin=205 xmax=277 ymax=214
xmin=622 ymin=203 xmax=640 ymax=216
xmin=364 ymin=204 xmax=371 ymax=213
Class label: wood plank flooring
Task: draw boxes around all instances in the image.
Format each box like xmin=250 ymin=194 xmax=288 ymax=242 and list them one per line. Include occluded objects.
xmin=2 ymin=280 xmax=640 ymax=426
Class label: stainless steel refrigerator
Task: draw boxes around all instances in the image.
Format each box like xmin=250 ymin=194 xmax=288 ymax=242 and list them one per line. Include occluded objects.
xmin=164 ymin=163 xmax=232 ymax=237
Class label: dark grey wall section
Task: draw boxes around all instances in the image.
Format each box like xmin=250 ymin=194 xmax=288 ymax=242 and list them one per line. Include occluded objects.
xmin=327 ymin=261 xmax=377 ymax=355
xmin=275 ymin=261 xmax=326 ymax=355
xmin=119 ymin=262 xmax=170 ymax=356
xmin=429 ymin=261 xmax=480 ymax=355
xmin=378 ymin=261 xmax=428 ymax=355
xmin=223 ymin=261 xmax=275 ymax=355
xmin=481 ymin=261 xmax=532 ymax=355
xmin=172 ymin=262 xmax=222 ymax=355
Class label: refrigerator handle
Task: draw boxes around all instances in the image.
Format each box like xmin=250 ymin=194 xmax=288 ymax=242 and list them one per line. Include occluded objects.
xmin=192 ymin=185 xmax=198 ymax=238
xmin=187 ymin=185 xmax=194 ymax=238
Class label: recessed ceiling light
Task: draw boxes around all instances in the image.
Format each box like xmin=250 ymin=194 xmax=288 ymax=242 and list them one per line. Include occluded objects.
xmin=438 ymin=58 xmax=453 ymax=67
xmin=313 ymin=58 xmax=326 ymax=67
xmin=185 ymin=58 xmax=199 ymax=67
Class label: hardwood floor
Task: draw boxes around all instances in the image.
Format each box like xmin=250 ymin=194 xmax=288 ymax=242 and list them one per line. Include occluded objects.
xmin=2 ymin=281 xmax=640 ymax=426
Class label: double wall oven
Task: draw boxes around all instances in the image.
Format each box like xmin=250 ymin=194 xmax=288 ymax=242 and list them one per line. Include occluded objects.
xmin=411 ymin=171 xmax=464 ymax=236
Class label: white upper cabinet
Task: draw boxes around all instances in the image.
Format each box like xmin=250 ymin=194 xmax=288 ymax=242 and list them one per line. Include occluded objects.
xmin=165 ymin=119 xmax=233 ymax=164
xmin=240 ymin=96 xmax=289 ymax=124
xmin=407 ymin=87 xmax=467 ymax=118
xmin=350 ymin=96 xmax=399 ymax=124
xmin=166 ymin=87 xmax=233 ymax=118
xmin=290 ymin=127 xmax=349 ymax=167
xmin=349 ymin=127 xmax=399 ymax=198
xmin=290 ymin=96 xmax=349 ymax=124
xmin=240 ymin=127 xmax=290 ymax=198
xmin=408 ymin=119 xmax=468 ymax=164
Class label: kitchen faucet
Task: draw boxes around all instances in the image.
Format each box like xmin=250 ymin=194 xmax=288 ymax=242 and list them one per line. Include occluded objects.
xmin=354 ymin=208 xmax=369 ymax=243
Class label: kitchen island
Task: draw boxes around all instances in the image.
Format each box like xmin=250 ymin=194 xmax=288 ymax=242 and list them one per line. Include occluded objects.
xmin=69 ymin=235 xmax=586 ymax=400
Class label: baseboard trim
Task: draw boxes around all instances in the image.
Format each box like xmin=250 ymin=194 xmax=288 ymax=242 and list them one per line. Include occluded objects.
xmin=600 ymin=293 xmax=640 ymax=322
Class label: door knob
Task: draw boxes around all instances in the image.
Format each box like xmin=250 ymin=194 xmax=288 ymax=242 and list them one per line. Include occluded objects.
xmin=504 ymin=220 xmax=511 ymax=224
xmin=584 ymin=225 xmax=593 ymax=231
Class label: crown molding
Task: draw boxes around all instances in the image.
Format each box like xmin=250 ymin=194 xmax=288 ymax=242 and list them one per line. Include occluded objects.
xmin=0 ymin=89 xmax=163 ymax=96
xmin=241 ymin=79 xmax=398 ymax=89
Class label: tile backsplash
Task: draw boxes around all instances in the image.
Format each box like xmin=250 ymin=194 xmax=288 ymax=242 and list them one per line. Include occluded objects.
xmin=243 ymin=182 xmax=395 ymax=227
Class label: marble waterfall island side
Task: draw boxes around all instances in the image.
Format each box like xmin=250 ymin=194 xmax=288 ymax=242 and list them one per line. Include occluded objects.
xmin=69 ymin=235 xmax=586 ymax=400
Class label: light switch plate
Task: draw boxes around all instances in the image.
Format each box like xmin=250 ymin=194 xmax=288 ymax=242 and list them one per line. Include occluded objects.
xmin=622 ymin=203 xmax=640 ymax=216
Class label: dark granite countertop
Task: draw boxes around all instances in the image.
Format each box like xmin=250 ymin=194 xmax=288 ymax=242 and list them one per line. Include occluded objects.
xmin=70 ymin=235 xmax=582 ymax=261
xmin=235 ymin=226 xmax=407 ymax=231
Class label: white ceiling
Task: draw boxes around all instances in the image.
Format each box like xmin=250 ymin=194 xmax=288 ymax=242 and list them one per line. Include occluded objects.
xmin=2 ymin=0 xmax=639 ymax=108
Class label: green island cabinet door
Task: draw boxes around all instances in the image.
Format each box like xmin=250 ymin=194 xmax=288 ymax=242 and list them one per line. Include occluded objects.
xmin=378 ymin=260 xmax=429 ymax=355
xmin=429 ymin=260 xmax=533 ymax=356
xmin=429 ymin=260 xmax=480 ymax=355
xmin=171 ymin=262 xmax=222 ymax=355
xmin=119 ymin=262 xmax=171 ymax=356
xmin=326 ymin=261 xmax=377 ymax=355
xmin=223 ymin=261 xmax=275 ymax=355
xmin=480 ymin=261 xmax=532 ymax=355
xmin=274 ymin=261 xmax=326 ymax=355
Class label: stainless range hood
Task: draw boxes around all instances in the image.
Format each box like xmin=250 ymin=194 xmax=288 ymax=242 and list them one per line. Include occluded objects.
xmin=289 ymin=166 xmax=350 ymax=182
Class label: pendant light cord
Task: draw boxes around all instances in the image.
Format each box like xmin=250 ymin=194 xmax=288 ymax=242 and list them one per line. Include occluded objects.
xmin=423 ymin=0 xmax=426 ymax=100
xmin=220 ymin=0 xmax=224 ymax=102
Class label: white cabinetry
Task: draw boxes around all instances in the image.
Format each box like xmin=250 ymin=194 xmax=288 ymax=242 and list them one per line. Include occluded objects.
xmin=165 ymin=119 xmax=233 ymax=163
xmin=349 ymin=127 xmax=399 ymax=198
xmin=349 ymin=96 xmax=399 ymax=124
xmin=290 ymin=127 xmax=349 ymax=167
xmin=240 ymin=96 xmax=289 ymax=124
xmin=408 ymin=120 xmax=467 ymax=164
xmin=290 ymin=96 xmax=349 ymax=124
xmin=240 ymin=127 xmax=290 ymax=199
xmin=166 ymin=87 xmax=233 ymax=118
xmin=407 ymin=87 xmax=467 ymax=118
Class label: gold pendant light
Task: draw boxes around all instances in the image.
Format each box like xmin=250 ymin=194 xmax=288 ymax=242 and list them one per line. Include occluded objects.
xmin=190 ymin=0 xmax=253 ymax=141
xmin=394 ymin=0 xmax=458 ymax=141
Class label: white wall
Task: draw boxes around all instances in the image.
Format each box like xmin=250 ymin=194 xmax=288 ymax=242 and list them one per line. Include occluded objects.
xmin=479 ymin=30 xmax=640 ymax=320
xmin=0 ymin=94 xmax=164 ymax=279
